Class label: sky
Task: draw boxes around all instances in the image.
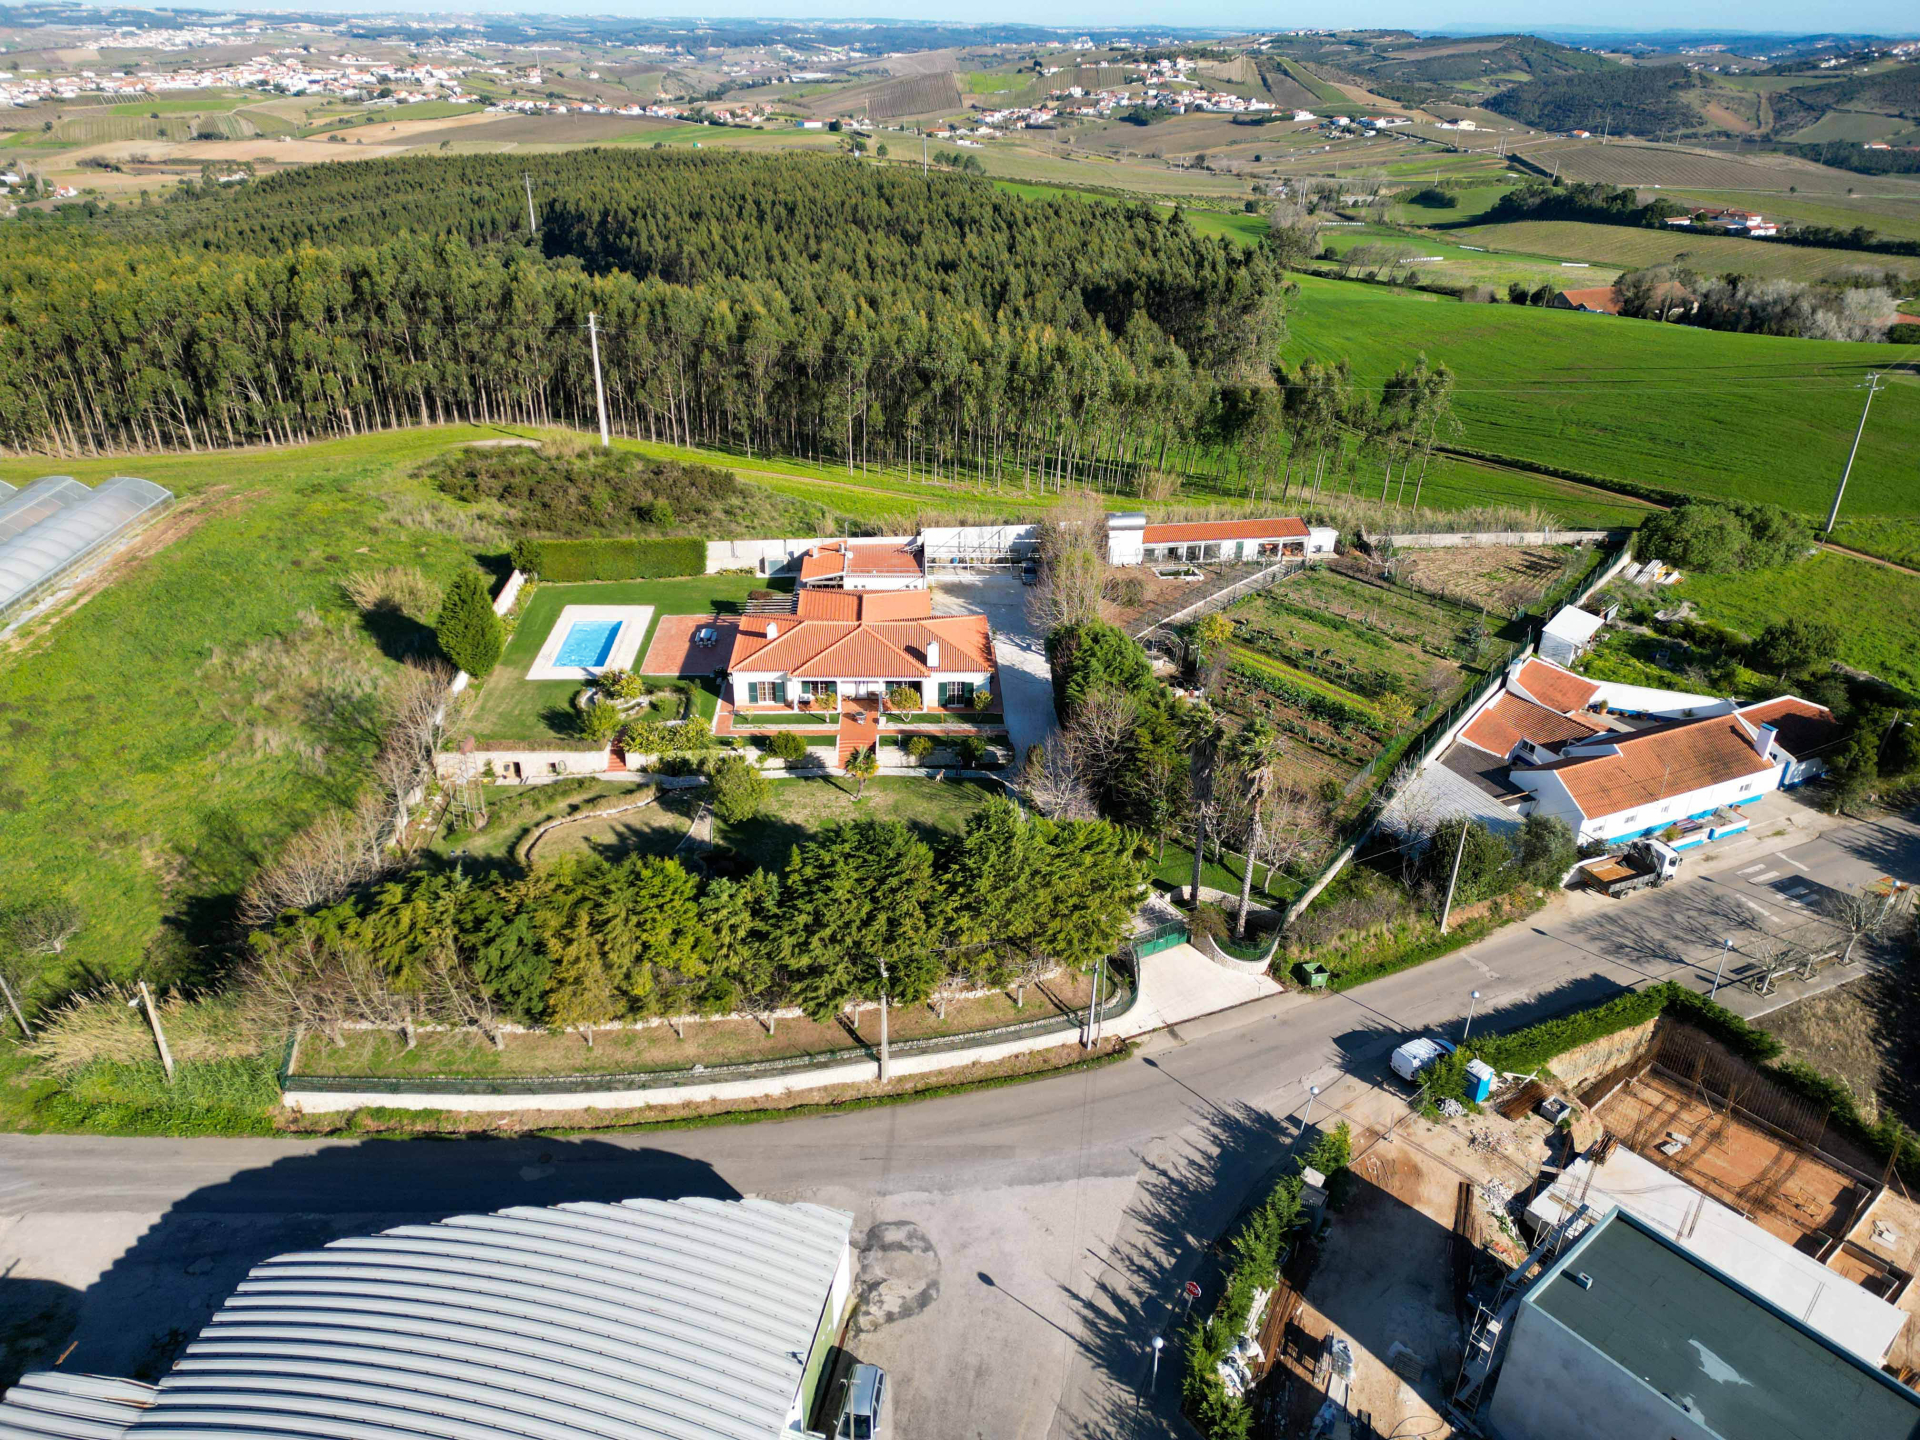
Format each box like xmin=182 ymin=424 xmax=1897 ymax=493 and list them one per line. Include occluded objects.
xmin=208 ymin=0 xmax=1916 ymax=39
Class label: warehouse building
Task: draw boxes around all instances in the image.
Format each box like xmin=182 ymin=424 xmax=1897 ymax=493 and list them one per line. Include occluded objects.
xmin=0 ymin=1196 xmax=858 ymax=1440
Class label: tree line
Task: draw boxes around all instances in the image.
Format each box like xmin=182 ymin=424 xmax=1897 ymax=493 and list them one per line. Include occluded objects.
xmin=248 ymin=797 xmax=1147 ymax=1047
xmin=2 ymin=150 xmax=1286 ymax=476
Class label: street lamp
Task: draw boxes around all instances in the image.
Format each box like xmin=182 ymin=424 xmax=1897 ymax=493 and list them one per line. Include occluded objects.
xmin=878 ymin=958 xmax=891 ymax=1083
xmin=1462 ymin=990 xmax=1481 ymax=1044
xmin=1294 ymin=1083 xmax=1322 ymax=1153
xmin=1150 ymin=1335 xmax=1165 ymax=1393
xmin=1711 ymin=938 xmax=1732 ymax=1000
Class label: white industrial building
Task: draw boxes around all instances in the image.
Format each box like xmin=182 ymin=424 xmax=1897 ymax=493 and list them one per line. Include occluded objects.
xmin=1525 ymin=1145 xmax=1908 ymax=1366
xmin=1485 ymin=1208 xmax=1920 ymax=1440
xmin=1104 ymin=513 xmax=1338 ymax=567
xmin=0 ymin=1196 xmax=858 ymax=1440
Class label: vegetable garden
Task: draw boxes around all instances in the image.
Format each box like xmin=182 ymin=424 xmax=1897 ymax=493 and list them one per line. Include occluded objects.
xmin=1217 ymin=566 xmax=1494 ymax=797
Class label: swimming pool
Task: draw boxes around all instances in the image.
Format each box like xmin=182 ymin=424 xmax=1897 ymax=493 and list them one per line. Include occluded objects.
xmin=554 ymin=619 xmax=622 ymax=669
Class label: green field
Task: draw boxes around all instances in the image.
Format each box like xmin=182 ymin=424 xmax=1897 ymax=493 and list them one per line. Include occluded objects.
xmin=1643 ymin=188 xmax=1920 ymax=245
xmin=108 ymin=94 xmax=252 ymax=116
xmin=964 ymin=70 xmax=1027 ymax=94
xmin=1452 ymin=218 xmax=1920 ymax=285
xmin=0 ymin=428 xmax=507 ymax=999
xmin=1317 ymin=223 xmax=1623 ymax=292
xmin=1181 ymin=208 xmax=1270 ymax=247
xmin=1282 ymin=274 xmax=1920 ymax=529
xmin=1674 ymin=553 xmax=1920 ymax=699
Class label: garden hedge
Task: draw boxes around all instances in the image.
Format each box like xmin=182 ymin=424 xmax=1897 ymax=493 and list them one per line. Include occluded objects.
xmin=517 ymin=536 xmax=708 ymax=582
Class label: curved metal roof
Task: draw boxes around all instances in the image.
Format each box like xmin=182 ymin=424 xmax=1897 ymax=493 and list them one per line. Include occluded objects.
xmin=0 ymin=475 xmax=89 ymax=546
xmin=0 ymin=476 xmax=170 ymax=616
xmin=0 ymin=1198 xmax=853 ymax=1440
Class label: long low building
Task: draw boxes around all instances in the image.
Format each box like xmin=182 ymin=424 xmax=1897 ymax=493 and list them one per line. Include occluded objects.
xmin=1104 ymin=513 xmax=1337 ymax=566
xmin=0 ymin=1197 xmax=859 ymax=1440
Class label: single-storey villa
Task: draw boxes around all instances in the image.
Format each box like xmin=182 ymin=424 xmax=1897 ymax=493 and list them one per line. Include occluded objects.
xmin=728 ymin=585 xmax=994 ymax=715
xmin=797 ymin=539 xmax=926 ymax=591
xmin=1105 ymin=514 xmax=1338 ymax=566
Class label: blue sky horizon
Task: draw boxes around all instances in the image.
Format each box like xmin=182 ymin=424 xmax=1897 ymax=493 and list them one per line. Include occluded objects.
xmin=186 ymin=1 xmax=1915 ymax=38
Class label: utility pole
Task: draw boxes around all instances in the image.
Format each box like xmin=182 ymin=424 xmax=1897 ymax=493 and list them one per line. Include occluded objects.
xmin=1825 ymin=373 xmax=1884 ymax=535
xmin=523 ymin=171 xmax=538 ymax=235
xmin=1438 ymin=819 xmax=1470 ymax=933
xmin=877 ymin=958 xmax=891 ymax=1083
xmin=131 ymin=980 xmax=175 ymax=1084
xmin=0 ymin=969 xmax=29 ymax=1039
xmin=1086 ymin=949 xmax=1108 ymax=1050
xmin=921 ymin=130 xmax=928 ymax=173
xmin=587 ymin=311 xmax=610 ymax=449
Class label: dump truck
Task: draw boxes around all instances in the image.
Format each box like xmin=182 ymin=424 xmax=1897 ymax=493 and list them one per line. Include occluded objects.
xmin=1577 ymin=838 xmax=1681 ymax=898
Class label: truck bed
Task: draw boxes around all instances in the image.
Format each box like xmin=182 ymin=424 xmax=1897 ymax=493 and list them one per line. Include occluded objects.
xmin=1582 ymin=858 xmax=1637 ymax=885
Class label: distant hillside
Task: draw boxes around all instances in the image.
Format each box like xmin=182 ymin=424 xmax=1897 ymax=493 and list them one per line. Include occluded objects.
xmin=1485 ymin=65 xmax=1702 ymax=135
xmin=1265 ymin=31 xmax=1612 ymax=89
xmin=1767 ymin=62 xmax=1920 ymax=132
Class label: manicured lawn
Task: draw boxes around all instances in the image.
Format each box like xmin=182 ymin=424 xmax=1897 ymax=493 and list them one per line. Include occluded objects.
xmin=466 ymin=574 xmax=758 ymax=745
xmin=716 ymin=776 xmax=1002 ymax=871
xmin=1674 ymin=554 xmax=1920 ymax=701
xmin=431 ymin=780 xmax=652 ymax=862
xmin=1282 ymin=274 xmax=1920 ymax=543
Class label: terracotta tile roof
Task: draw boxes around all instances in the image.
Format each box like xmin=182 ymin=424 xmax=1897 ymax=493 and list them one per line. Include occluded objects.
xmin=1140 ymin=517 xmax=1310 ymax=544
xmin=1515 ymin=715 xmax=1775 ymax=819
xmin=795 ymin=588 xmax=932 ymax=622
xmin=1557 ymin=286 xmax=1622 ymax=315
xmin=1739 ymin=696 xmax=1844 ymax=760
xmin=797 ymin=541 xmax=924 ymax=581
xmin=1513 ymin=658 xmax=1601 ymax=715
xmin=1460 ymin=692 xmax=1606 ymax=757
xmin=730 ymin=614 xmax=993 ymax=678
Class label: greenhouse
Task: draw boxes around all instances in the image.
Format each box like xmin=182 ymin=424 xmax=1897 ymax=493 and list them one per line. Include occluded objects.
xmin=0 ymin=476 xmax=172 ymax=619
xmin=0 ymin=475 xmax=89 ymax=546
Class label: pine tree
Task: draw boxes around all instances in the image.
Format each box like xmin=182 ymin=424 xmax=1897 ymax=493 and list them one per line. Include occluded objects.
xmin=435 ymin=568 xmax=503 ymax=678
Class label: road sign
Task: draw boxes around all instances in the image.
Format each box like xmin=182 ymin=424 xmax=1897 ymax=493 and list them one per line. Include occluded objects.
xmin=1183 ymin=1281 xmax=1201 ymax=1302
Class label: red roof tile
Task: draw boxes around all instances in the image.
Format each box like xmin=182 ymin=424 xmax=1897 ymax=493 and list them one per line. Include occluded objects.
xmin=796 ymin=588 xmax=932 ymax=621
xmin=1512 ymin=659 xmax=1601 ymax=715
xmin=1739 ymin=696 xmax=1843 ymax=760
xmin=1140 ymin=517 xmax=1309 ymax=544
xmin=1460 ymin=693 xmax=1605 ymax=756
xmin=797 ymin=541 xmax=924 ymax=581
xmin=730 ymin=614 xmax=993 ymax=679
xmin=1516 ymin=715 xmax=1775 ymax=818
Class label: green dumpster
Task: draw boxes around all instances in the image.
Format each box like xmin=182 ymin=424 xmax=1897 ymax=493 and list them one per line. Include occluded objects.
xmin=1295 ymin=961 xmax=1329 ymax=990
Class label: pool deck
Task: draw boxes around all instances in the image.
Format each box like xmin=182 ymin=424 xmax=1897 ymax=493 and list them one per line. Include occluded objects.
xmin=525 ymin=604 xmax=654 ymax=682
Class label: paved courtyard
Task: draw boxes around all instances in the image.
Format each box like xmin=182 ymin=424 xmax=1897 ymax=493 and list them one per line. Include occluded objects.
xmin=932 ymin=571 xmax=1054 ymax=762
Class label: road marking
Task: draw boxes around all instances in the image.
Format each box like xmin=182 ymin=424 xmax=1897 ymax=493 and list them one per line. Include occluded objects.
xmin=1783 ymin=854 xmax=1810 ymax=870
xmin=1738 ymin=863 xmax=1766 ymax=875
xmin=1741 ymin=898 xmax=1772 ymax=917
xmin=1749 ymin=870 xmax=1780 ymax=883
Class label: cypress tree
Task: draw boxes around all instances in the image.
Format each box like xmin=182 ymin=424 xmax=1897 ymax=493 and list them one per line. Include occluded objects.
xmin=435 ymin=568 xmax=503 ymax=678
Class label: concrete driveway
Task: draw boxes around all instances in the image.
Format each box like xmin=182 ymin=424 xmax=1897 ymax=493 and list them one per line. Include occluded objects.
xmin=932 ymin=572 xmax=1054 ymax=762
xmin=3 ymin=810 xmax=1915 ymax=1439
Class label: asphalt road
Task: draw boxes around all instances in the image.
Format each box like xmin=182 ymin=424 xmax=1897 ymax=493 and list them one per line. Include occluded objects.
xmin=2 ymin=808 xmax=1914 ymax=1438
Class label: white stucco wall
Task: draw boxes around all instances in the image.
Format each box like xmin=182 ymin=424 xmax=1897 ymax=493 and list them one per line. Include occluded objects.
xmin=1513 ymin=762 xmax=1778 ymax=845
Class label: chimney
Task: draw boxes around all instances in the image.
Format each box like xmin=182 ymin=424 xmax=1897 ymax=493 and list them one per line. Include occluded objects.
xmin=926 ymin=638 xmax=940 ymax=669
xmin=1754 ymin=723 xmax=1777 ymax=762
xmin=765 ymin=620 xmax=779 ymax=639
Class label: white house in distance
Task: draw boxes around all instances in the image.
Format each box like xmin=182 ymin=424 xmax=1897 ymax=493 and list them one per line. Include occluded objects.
xmin=1105 ymin=514 xmax=1338 ymax=566
xmin=1537 ymin=604 xmax=1605 ymax=667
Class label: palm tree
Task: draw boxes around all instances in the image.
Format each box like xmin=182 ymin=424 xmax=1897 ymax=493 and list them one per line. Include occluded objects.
xmin=1229 ymin=720 xmax=1284 ymax=940
xmin=846 ymin=745 xmax=879 ymax=801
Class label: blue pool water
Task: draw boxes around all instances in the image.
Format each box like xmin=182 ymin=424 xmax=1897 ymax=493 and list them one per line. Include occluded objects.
xmin=555 ymin=619 xmax=622 ymax=668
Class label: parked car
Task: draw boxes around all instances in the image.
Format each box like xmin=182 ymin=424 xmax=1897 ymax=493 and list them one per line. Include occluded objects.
xmin=1020 ymin=559 xmax=1039 ymax=586
xmin=829 ymin=1363 xmax=889 ymax=1440
xmin=1389 ymin=1035 xmax=1456 ymax=1084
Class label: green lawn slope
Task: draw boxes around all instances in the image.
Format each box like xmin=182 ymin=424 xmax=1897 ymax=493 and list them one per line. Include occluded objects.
xmin=1282 ymin=274 xmax=1920 ymax=530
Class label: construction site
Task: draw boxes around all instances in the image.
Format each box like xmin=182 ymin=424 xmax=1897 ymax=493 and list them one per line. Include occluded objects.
xmin=1229 ymin=1008 xmax=1920 ymax=1439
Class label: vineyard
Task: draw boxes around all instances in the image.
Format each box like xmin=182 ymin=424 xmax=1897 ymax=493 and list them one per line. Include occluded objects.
xmin=1216 ymin=566 xmax=1489 ymax=796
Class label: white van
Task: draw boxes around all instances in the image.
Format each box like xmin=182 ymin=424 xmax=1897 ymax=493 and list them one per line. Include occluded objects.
xmin=1390 ymin=1036 xmax=1455 ymax=1083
